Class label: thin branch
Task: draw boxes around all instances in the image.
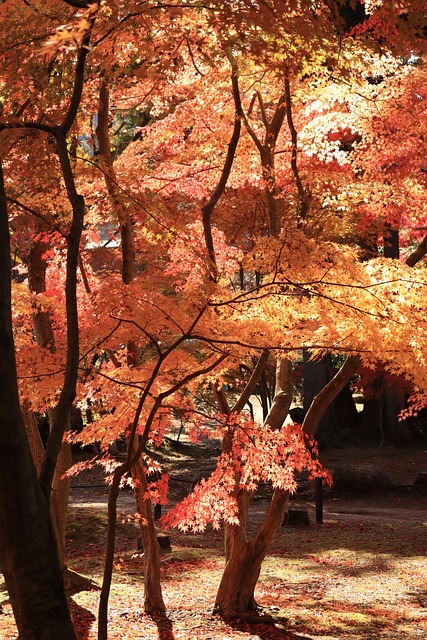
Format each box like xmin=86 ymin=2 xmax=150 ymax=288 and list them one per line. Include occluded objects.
xmin=6 ymin=197 xmax=64 ymax=235
xmin=241 ymin=107 xmax=264 ymax=155
xmin=61 ymin=4 xmax=99 ymax=134
xmin=94 ymin=369 xmax=145 ymax=391
xmin=74 ymin=154 xmax=176 ymax=235
xmin=137 ymin=353 xmax=228 ymax=455
xmin=185 ymin=35 xmax=205 ymax=76
xmin=201 ymin=48 xmax=243 ymax=276
xmin=284 ymin=76 xmax=308 ymax=220
xmin=0 ymin=121 xmax=54 ymax=134
xmin=125 ymin=305 xmax=207 ymax=457
xmin=78 ymin=252 xmax=91 ymax=294
xmin=232 ymin=349 xmax=270 ymax=414
xmin=256 ymin=91 xmax=270 ymax=129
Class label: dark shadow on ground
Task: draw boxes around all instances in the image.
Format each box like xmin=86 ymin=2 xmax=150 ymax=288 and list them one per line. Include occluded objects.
xmin=149 ymin=612 xmax=176 ymax=640
xmin=68 ymin=598 xmax=96 ymax=640
xmin=228 ymin=615 xmax=313 ymax=639
xmin=270 ymin=520 xmax=426 ymax=559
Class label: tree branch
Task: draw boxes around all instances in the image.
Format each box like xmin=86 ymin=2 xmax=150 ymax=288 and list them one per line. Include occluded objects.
xmin=405 ymin=232 xmax=427 ymax=267
xmin=62 ymin=0 xmax=93 ymax=10
xmin=256 ymin=91 xmax=270 ymax=129
xmin=284 ymin=76 xmax=309 ymax=221
xmin=202 ymin=48 xmax=243 ymax=276
xmin=61 ymin=4 xmax=99 ymax=134
xmin=232 ymin=349 xmax=270 ymax=414
xmin=302 ymin=354 xmax=361 ymax=437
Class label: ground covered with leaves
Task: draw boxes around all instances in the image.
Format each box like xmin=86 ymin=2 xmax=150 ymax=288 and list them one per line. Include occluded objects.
xmin=1 ymin=446 xmax=426 ymax=639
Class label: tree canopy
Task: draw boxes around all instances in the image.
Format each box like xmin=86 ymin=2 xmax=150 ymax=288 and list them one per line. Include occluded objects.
xmin=1 ymin=0 xmax=427 ymax=637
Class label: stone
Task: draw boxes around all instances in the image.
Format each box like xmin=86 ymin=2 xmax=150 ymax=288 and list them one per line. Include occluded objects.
xmin=332 ymin=463 xmax=392 ymax=492
xmin=414 ymin=471 xmax=427 ymax=486
xmin=137 ymin=532 xmax=172 ymax=554
xmin=282 ymin=509 xmax=310 ymax=527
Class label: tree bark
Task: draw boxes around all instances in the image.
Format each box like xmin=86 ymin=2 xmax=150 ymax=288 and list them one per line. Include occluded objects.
xmin=215 ymin=358 xmax=292 ymax=618
xmin=27 ymin=234 xmax=72 ymax=575
xmin=214 ymin=355 xmax=359 ymax=619
xmin=128 ymin=439 xmax=165 ymax=613
xmin=0 ymin=157 xmax=75 ymax=640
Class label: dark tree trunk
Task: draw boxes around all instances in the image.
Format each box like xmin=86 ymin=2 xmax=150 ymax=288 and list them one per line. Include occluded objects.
xmin=0 ymin=159 xmax=75 ymax=639
xmin=303 ymin=351 xmax=337 ymax=446
xmin=383 ymin=224 xmax=399 ymax=259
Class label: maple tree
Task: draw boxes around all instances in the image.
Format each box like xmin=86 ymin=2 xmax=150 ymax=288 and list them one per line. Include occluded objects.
xmin=2 ymin=1 xmax=427 ymax=638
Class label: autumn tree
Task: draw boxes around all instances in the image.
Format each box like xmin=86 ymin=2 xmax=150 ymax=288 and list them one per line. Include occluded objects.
xmin=3 ymin=2 xmax=427 ymax=637
xmin=0 ymin=0 xmax=100 ymax=636
xmin=115 ymin=0 xmax=427 ymax=620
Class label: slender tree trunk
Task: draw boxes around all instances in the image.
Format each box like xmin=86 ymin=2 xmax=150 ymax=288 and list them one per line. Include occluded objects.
xmin=0 ymin=157 xmax=75 ymax=640
xmin=98 ymin=467 xmax=123 ymax=640
xmin=97 ymin=81 xmax=135 ymax=284
xmin=130 ymin=454 xmax=165 ymax=613
xmin=51 ymin=438 xmax=72 ymax=574
xmin=97 ymin=80 xmax=164 ymax=614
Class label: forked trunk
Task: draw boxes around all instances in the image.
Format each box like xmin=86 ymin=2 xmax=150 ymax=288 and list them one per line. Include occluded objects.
xmin=216 ymin=358 xmax=292 ymax=618
xmin=215 ymin=355 xmax=360 ymax=619
xmin=215 ymin=488 xmax=290 ymax=618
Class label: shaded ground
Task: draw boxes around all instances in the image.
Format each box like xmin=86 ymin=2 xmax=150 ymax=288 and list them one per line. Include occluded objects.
xmin=1 ymin=444 xmax=426 ymax=639
xmin=69 ymin=443 xmax=427 ymax=527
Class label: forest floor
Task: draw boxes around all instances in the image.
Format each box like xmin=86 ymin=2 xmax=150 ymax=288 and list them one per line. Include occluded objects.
xmin=1 ymin=442 xmax=426 ymax=640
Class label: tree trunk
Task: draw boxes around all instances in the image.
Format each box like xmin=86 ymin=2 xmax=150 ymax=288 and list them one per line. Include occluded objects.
xmin=214 ymin=356 xmax=359 ymax=619
xmin=215 ymin=487 xmax=290 ymax=619
xmin=51 ymin=438 xmax=72 ymax=574
xmin=0 ymin=157 xmax=75 ymax=639
xmin=27 ymin=236 xmax=73 ymax=575
xmin=98 ymin=80 xmax=165 ymax=613
xmin=128 ymin=439 xmax=165 ymax=613
xmin=97 ymin=81 xmax=135 ymax=284
xmin=214 ymin=539 xmax=262 ymax=618
xmin=303 ymin=351 xmax=337 ymax=446
xmin=215 ymin=358 xmax=292 ymax=618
